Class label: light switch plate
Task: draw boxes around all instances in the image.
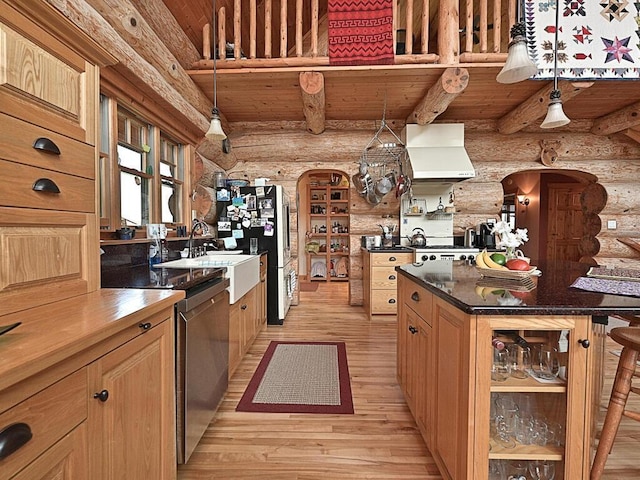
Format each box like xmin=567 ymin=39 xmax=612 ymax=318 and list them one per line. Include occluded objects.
xmin=607 ymin=220 xmax=617 ymax=230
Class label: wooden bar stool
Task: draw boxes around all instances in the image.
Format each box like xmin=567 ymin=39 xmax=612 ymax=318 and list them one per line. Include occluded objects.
xmin=591 ymin=327 xmax=640 ymax=479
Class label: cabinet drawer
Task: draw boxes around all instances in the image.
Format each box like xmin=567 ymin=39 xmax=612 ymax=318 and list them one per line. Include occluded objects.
xmin=371 ymin=266 xmax=400 ymax=289
xmin=0 ymin=207 xmax=97 ymax=317
xmin=0 ymin=369 xmax=87 ymax=479
xmin=371 ymin=290 xmax=398 ymax=314
xmin=371 ymin=252 xmax=413 ymax=267
xmin=404 ymin=284 xmax=433 ymax=326
xmin=0 ymin=113 xmax=95 ymax=180
xmin=0 ymin=159 xmax=94 ymax=213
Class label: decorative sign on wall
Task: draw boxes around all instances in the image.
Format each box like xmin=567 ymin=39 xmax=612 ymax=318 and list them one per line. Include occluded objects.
xmin=527 ymin=0 xmax=640 ymax=79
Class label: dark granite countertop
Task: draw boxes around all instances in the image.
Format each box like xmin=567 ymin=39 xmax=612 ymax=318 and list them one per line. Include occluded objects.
xmin=397 ymin=260 xmax=640 ymax=316
xmin=101 ymin=264 xmax=226 ymax=290
xmin=365 ymin=246 xmax=414 ymax=253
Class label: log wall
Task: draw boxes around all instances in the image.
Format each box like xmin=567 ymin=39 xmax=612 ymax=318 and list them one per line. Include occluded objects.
xmin=194 ymin=123 xmax=640 ymax=305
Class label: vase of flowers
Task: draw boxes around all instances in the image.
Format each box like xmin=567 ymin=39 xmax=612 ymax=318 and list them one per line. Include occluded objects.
xmin=490 ymin=221 xmax=529 ymax=259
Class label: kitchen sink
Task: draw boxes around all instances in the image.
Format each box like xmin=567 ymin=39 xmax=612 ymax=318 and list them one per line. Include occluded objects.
xmin=154 ymin=255 xmax=259 ymax=303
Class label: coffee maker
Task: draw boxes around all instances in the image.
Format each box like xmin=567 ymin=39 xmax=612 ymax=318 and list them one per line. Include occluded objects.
xmin=476 ymin=223 xmax=496 ymax=249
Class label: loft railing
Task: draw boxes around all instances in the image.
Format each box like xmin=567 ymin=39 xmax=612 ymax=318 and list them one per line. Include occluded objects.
xmin=193 ymin=0 xmax=516 ymax=69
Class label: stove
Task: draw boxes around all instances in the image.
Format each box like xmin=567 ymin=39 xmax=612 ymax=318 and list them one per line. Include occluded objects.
xmin=414 ymin=245 xmax=479 ymax=263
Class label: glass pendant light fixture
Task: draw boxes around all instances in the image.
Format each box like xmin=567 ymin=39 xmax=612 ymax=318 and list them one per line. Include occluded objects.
xmin=496 ymin=0 xmax=537 ymax=84
xmin=540 ymin=0 xmax=570 ymax=129
xmin=205 ymin=0 xmax=227 ymax=142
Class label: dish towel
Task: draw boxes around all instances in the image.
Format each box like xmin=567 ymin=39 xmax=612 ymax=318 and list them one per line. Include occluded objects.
xmin=328 ymin=0 xmax=394 ymax=66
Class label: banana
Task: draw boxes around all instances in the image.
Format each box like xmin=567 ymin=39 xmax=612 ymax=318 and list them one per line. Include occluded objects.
xmin=475 ymin=250 xmax=488 ymax=268
xmin=482 ymin=250 xmax=509 ymax=270
xmin=474 ymin=285 xmax=489 ymax=299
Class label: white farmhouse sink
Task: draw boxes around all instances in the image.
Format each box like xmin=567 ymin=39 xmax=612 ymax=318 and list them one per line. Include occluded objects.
xmin=154 ymin=255 xmax=259 ymax=304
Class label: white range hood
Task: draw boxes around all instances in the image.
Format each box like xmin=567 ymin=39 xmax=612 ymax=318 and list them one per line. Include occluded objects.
xmin=402 ymin=124 xmax=475 ymax=182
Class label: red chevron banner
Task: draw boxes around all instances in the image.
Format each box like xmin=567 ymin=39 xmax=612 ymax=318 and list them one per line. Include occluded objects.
xmin=328 ymin=0 xmax=394 ymax=66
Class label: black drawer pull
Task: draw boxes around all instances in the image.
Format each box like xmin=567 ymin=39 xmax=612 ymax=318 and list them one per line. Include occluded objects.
xmin=388 ymin=274 xmax=396 ymax=280
xmin=0 ymin=423 xmax=33 ymax=460
xmin=139 ymin=322 xmax=152 ymax=331
xmin=33 ymin=137 xmax=61 ymax=155
xmin=32 ymin=178 xmax=60 ymax=194
xmin=93 ymin=390 xmax=109 ymax=402
xmin=388 ymin=298 xmax=396 ymax=304
xmin=389 ymin=256 xmax=396 ymax=262
xmin=411 ymin=292 xmax=420 ymax=302
xmin=241 ymin=304 xmax=247 ymax=310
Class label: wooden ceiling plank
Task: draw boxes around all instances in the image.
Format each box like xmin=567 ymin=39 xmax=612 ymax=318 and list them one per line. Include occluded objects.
xmin=591 ymin=101 xmax=640 ymax=136
xmin=497 ymin=81 xmax=594 ymax=134
xmin=299 ymin=72 xmax=325 ymax=134
xmin=406 ymin=67 xmax=469 ymax=125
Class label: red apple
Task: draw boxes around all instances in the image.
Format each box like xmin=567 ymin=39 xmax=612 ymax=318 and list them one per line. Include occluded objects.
xmin=506 ymin=258 xmax=530 ymax=271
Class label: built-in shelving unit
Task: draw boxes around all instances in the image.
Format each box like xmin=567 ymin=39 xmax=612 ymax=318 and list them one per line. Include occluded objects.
xmin=306 ymin=178 xmax=350 ymax=282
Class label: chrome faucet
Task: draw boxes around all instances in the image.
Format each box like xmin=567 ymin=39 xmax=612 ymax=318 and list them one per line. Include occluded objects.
xmin=187 ymin=218 xmax=209 ymax=258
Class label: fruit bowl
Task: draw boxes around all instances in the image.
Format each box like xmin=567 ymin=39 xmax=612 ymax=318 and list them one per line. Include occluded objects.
xmin=476 ymin=265 xmax=541 ymax=280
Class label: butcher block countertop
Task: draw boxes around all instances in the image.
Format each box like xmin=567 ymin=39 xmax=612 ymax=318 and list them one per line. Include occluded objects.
xmin=396 ymin=260 xmax=640 ymax=316
xmin=0 ymin=289 xmax=184 ymax=395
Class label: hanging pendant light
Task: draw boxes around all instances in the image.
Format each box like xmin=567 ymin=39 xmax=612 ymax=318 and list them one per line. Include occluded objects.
xmin=496 ymin=1 xmax=537 ymax=84
xmin=540 ymin=0 xmax=570 ymax=129
xmin=205 ymin=0 xmax=227 ymax=142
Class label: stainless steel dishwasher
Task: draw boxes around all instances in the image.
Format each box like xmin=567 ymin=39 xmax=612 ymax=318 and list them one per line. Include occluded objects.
xmin=175 ymin=276 xmax=230 ymax=463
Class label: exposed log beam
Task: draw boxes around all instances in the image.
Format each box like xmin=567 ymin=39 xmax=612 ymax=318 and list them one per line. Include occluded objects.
xmin=128 ymin=0 xmax=200 ymax=68
xmin=82 ymin=0 xmax=211 ymax=117
xmin=497 ymin=81 xmax=594 ymax=134
xmin=48 ymin=0 xmax=211 ymax=135
xmin=591 ymin=101 xmax=640 ymax=136
xmin=299 ymin=72 xmax=325 ymax=134
xmin=624 ymin=128 xmax=640 ymax=144
xmin=406 ymin=67 xmax=469 ymax=125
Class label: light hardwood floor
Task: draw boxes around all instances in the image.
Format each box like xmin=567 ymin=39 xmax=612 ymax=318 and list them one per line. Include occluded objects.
xmin=177 ymin=282 xmax=640 ymax=479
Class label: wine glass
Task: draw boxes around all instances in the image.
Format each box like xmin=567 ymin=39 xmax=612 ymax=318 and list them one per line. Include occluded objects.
xmin=528 ymin=460 xmax=556 ymax=480
xmin=509 ymin=345 xmax=532 ymax=379
xmin=531 ymin=345 xmax=560 ymax=380
xmin=492 ymin=349 xmax=511 ymax=382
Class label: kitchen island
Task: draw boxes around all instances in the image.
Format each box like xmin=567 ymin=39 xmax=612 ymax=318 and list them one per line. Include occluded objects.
xmin=396 ymin=260 xmax=640 ymax=480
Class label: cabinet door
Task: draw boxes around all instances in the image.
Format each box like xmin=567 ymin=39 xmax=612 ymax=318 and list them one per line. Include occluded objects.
xmin=415 ymin=316 xmax=434 ymax=450
xmin=88 ymin=319 xmax=176 ymax=480
xmin=433 ymin=298 xmax=472 ymax=480
xmin=12 ymin=423 xmax=89 ymax=480
xmin=479 ymin=316 xmax=591 ymax=480
xmin=229 ymin=301 xmax=242 ymax=379
xmin=241 ymin=287 xmax=257 ymax=353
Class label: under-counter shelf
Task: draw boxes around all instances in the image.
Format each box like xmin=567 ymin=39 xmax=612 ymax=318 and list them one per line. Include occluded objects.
xmin=491 ymin=376 xmax=567 ymax=393
xmin=488 ymin=441 xmax=564 ymax=461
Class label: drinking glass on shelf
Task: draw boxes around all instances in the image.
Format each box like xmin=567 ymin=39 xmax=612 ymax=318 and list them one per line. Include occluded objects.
xmin=492 ymin=349 xmax=511 ymax=382
xmin=529 ymin=460 xmax=556 ymax=480
xmin=509 ymin=345 xmax=532 ymax=379
xmin=531 ymin=345 xmax=560 ymax=380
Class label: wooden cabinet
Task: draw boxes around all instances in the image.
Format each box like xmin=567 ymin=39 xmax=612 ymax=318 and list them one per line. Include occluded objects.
xmin=229 ymin=283 xmax=261 ymax=379
xmin=88 ymin=317 xmax=175 ymax=480
xmin=0 ymin=291 xmax=179 ymax=480
xmin=0 ymin=3 xmax=113 ymax=318
xmin=397 ymin=275 xmax=596 ymax=480
xmin=364 ymin=250 xmax=413 ymax=318
xmin=307 ymin=183 xmax=349 ymax=282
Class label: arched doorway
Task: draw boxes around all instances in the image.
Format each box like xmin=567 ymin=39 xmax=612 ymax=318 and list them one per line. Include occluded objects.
xmin=297 ymin=170 xmax=351 ymax=297
xmin=502 ymin=169 xmax=599 ymax=265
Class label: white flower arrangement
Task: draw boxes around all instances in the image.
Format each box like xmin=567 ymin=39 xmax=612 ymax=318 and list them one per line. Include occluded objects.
xmin=490 ymin=221 xmax=529 ymax=249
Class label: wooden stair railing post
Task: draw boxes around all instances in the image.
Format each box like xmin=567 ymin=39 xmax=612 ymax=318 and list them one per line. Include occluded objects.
xmin=250 ymin=0 xmax=257 ymax=59
xmin=439 ymin=0 xmax=460 ymax=64
xmin=218 ymin=6 xmax=226 ymax=63
xmin=406 ymin=0 xmax=413 ymax=54
xmin=280 ymin=0 xmax=287 ymax=58
xmin=296 ymin=0 xmax=303 ymax=57
xmin=234 ymin=0 xmax=241 ymax=59
xmin=265 ymin=0 xmax=272 ymax=58
xmin=421 ymin=0 xmax=429 ymax=54
xmin=311 ymin=0 xmax=319 ymax=57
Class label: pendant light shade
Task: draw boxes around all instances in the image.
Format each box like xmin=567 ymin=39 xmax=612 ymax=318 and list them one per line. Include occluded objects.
xmin=496 ymin=23 xmax=538 ymax=84
xmin=540 ymin=90 xmax=570 ymax=129
xmin=206 ymin=107 xmax=227 ymax=141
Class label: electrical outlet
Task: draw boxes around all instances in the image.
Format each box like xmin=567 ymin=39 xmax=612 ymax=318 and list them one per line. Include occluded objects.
xmin=607 ymin=220 xmax=617 ymax=230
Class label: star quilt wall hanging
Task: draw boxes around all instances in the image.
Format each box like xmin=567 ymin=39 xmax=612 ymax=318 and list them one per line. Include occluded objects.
xmin=527 ymin=0 xmax=640 ymax=79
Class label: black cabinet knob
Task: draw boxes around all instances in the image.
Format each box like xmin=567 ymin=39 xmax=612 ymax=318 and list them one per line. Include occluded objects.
xmin=578 ymin=339 xmax=590 ymax=348
xmin=389 ymin=256 xmax=396 ymax=262
xmin=388 ymin=275 xmax=396 ymax=280
xmin=93 ymin=390 xmax=109 ymax=402
xmin=138 ymin=322 xmax=152 ymax=331
xmin=0 ymin=423 xmax=32 ymax=460
xmin=388 ymin=298 xmax=396 ymax=304
xmin=241 ymin=304 xmax=247 ymax=310
xmin=411 ymin=292 xmax=420 ymax=302
xmin=408 ymin=326 xmax=418 ymax=334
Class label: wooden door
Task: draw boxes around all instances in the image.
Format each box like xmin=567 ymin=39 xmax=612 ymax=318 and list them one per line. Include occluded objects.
xmin=546 ymin=183 xmax=585 ymax=263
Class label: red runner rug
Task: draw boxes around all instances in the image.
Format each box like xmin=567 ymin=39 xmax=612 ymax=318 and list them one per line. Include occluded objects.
xmin=236 ymin=341 xmax=354 ymax=414
xmin=328 ymin=0 xmax=394 ymax=66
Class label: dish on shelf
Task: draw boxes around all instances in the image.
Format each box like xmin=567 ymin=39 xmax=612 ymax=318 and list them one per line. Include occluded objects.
xmin=476 ymin=265 xmax=541 ymax=280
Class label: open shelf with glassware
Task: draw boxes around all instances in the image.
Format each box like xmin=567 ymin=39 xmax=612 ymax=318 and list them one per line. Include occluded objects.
xmin=307 ymin=180 xmax=350 ymax=282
